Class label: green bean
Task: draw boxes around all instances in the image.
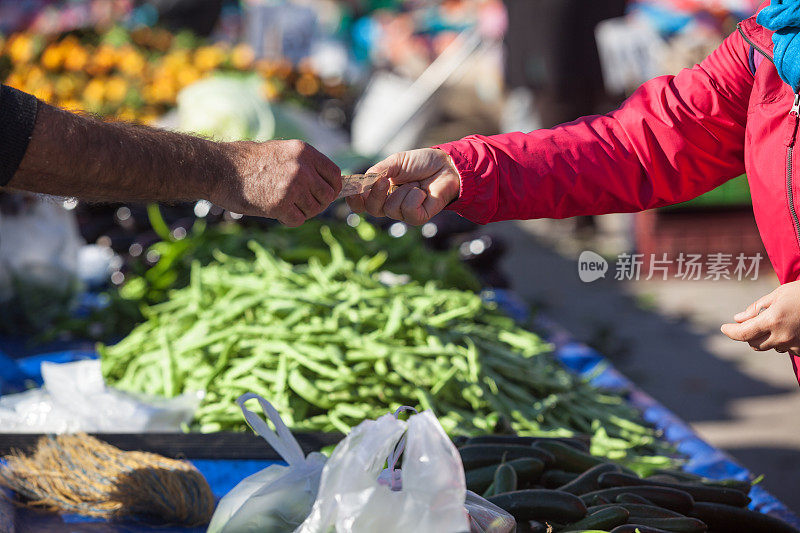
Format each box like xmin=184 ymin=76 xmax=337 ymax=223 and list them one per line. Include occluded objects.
xmin=288 ymin=369 xmax=332 ymax=409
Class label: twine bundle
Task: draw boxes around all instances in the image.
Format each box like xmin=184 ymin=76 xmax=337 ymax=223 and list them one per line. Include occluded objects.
xmin=0 ymin=433 xmax=214 ymax=526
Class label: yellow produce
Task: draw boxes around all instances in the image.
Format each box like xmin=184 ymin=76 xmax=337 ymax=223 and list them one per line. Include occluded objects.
xmin=262 ymin=79 xmax=281 ymax=101
xmin=7 ymin=34 xmax=36 ymax=65
xmin=24 ymin=66 xmax=45 ymax=87
xmin=163 ymin=49 xmax=190 ymax=72
xmin=296 ymin=74 xmax=319 ymax=97
xmin=231 ymin=43 xmax=255 ymax=70
xmin=255 ymin=58 xmax=278 ymax=78
xmin=0 ymin=27 xmax=341 ymax=123
xmin=40 ymin=45 xmax=64 ymax=71
xmin=105 ymin=76 xmax=129 ymax=103
xmin=194 ymin=45 xmax=226 ymax=71
xmin=4 ymin=73 xmax=23 ymax=89
xmin=63 ymin=46 xmax=89 ymax=72
xmin=54 ymin=74 xmax=80 ymax=99
xmin=145 ymin=76 xmax=176 ymax=104
xmin=117 ymin=46 xmax=145 ymax=77
xmin=87 ymin=44 xmax=118 ymax=76
xmin=176 ymin=65 xmax=200 ymax=87
xmin=83 ymin=78 xmax=106 ymax=106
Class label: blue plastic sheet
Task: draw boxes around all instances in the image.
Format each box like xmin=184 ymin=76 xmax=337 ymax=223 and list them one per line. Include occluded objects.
xmin=1 ymin=289 xmax=798 ymax=530
xmin=193 ymin=459 xmax=279 ymax=500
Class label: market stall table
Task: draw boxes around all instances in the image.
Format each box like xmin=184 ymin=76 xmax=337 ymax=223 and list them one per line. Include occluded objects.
xmin=0 ymin=290 xmax=798 ymax=531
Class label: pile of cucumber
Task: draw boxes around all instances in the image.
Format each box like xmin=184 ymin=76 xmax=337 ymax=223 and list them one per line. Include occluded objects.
xmin=457 ymin=436 xmax=799 ymax=533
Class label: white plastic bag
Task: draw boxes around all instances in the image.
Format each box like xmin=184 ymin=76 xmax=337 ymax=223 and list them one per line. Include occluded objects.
xmin=464 ymin=490 xmax=516 ymax=533
xmin=207 ymin=393 xmax=326 ymax=533
xmin=297 ymin=408 xmax=469 ymax=533
xmin=0 ymin=360 xmax=198 ymax=433
xmin=0 ymin=194 xmax=83 ymax=280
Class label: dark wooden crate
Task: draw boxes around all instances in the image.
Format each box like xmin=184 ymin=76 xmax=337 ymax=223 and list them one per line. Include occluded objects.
xmin=0 ymin=432 xmax=342 ymax=460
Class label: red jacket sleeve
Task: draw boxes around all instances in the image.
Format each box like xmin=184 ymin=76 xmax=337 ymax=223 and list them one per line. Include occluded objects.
xmin=435 ymin=29 xmax=754 ymax=224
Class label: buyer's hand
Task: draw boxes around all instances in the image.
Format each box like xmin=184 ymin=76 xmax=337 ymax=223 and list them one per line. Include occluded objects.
xmin=721 ymin=280 xmax=800 ymax=355
xmin=346 ymin=148 xmax=460 ymax=226
xmin=213 ymin=140 xmax=341 ymax=227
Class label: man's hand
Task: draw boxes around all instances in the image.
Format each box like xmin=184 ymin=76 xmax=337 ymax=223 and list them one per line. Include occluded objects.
xmin=721 ymin=281 xmax=800 ymax=355
xmin=346 ymin=148 xmax=460 ymax=226
xmin=214 ymin=140 xmax=341 ymax=227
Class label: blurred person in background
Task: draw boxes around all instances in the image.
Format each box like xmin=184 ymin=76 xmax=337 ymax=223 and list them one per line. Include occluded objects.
xmin=503 ymin=0 xmax=626 ymax=128
xmin=348 ymin=1 xmax=800 ymax=383
xmin=145 ymin=0 xmax=224 ymax=36
xmin=503 ymin=0 xmax=626 ymax=232
xmin=0 ymin=84 xmax=341 ymax=227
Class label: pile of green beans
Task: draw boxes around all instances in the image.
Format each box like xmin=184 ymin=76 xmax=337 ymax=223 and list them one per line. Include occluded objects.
xmin=69 ymin=209 xmax=480 ymax=341
xmin=100 ymin=228 xmax=673 ymax=466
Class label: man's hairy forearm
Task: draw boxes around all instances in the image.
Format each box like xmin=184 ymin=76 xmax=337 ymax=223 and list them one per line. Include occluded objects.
xmin=4 ymin=97 xmax=343 ymax=226
xmin=7 ymin=102 xmax=231 ymax=202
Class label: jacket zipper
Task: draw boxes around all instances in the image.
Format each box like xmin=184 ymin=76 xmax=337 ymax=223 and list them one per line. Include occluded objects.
xmin=788 ymin=92 xmax=800 ymax=247
xmin=737 ymin=25 xmax=774 ymax=65
xmin=738 ymin=25 xmax=800 ymax=247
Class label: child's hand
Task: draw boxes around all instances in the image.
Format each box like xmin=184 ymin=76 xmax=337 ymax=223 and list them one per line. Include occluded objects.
xmin=345 ymin=148 xmax=460 ymax=226
xmin=721 ymin=281 xmax=800 ymax=355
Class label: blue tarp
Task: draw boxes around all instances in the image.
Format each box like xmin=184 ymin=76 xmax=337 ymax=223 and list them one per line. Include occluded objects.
xmin=0 ymin=289 xmax=798 ymax=530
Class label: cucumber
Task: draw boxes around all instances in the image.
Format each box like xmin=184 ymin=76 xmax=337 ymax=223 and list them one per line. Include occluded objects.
xmin=464 ymin=465 xmax=497 ymax=494
xmin=561 ymin=506 xmax=630 ymax=531
xmin=653 ymin=469 xmax=752 ymax=495
xmin=653 ymin=469 xmax=704 ymax=483
xmin=589 ymin=494 xmax=612 ymax=506
xmin=558 ymin=463 xmax=622 ymax=495
xmin=696 ymin=478 xmax=752 ymax=495
xmin=513 ymin=458 xmax=546 ymax=484
xmin=624 ymin=517 xmax=707 ymax=532
xmin=646 ymin=474 xmax=683 ymax=483
xmin=464 ymin=435 xmax=591 ymax=452
xmin=689 ymin=501 xmax=800 ymax=533
xmin=486 ymin=489 xmax=588 ymax=523
xmin=589 ymin=503 xmax=684 ymax=519
xmin=532 ymin=441 xmax=608 ymax=474
xmin=484 ymin=463 xmax=519 ymax=497
xmin=542 ymin=469 xmax=579 ymax=488
xmin=580 ymin=486 xmax=694 ymax=514
xmin=611 ymin=526 xmax=675 ymax=533
xmin=598 ymin=472 xmax=750 ymax=507
xmin=615 ymin=492 xmax=653 ymax=505
xmin=459 ymin=444 xmax=556 ymax=470
xmin=493 ymin=463 xmax=518 ymax=494
xmin=467 ymin=465 xmax=498 ymax=493
xmin=466 ymin=458 xmax=544 ymax=493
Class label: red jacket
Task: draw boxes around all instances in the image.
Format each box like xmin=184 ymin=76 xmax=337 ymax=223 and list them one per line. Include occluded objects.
xmin=435 ymin=6 xmax=800 ymax=379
